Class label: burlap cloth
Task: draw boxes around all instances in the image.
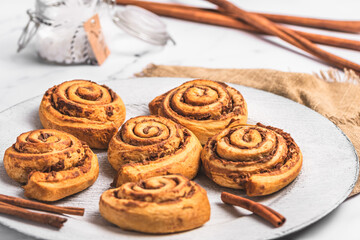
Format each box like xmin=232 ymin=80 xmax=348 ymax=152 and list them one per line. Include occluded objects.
xmin=137 ymin=64 xmax=360 ymax=197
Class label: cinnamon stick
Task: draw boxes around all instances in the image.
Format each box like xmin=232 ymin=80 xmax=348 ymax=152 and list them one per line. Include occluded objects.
xmin=0 ymin=194 xmax=84 ymax=216
xmin=116 ymin=0 xmax=360 ymax=33
xmin=258 ymin=13 xmax=360 ymax=34
xmin=0 ymin=201 xmax=67 ymax=229
xmin=207 ymin=0 xmax=360 ymax=74
xmin=221 ymin=192 xmax=285 ymax=227
xmin=115 ymin=0 xmax=360 ymax=51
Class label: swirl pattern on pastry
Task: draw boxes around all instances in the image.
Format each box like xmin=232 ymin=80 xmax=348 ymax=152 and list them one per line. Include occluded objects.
xmin=201 ymin=123 xmax=303 ymax=196
xmin=149 ymin=79 xmax=247 ymax=144
xmin=39 ymin=79 xmax=126 ymax=149
xmin=108 ymin=116 xmax=202 ymax=187
xmin=3 ymin=129 xmax=99 ymax=201
xmin=99 ymin=175 xmax=210 ymax=233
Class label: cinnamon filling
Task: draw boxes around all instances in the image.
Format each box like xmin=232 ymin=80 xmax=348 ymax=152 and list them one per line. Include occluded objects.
xmin=167 ymin=85 xmax=244 ymax=121
xmin=212 ymin=124 xmax=299 ymax=186
xmin=76 ymin=86 xmax=102 ymax=101
xmin=115 ymin=179 xmax=196 ymax=203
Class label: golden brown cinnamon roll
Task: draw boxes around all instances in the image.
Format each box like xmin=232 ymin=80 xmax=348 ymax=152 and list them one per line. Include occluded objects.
xmin=39 ymin=80 xmax=126 ymax=149
xmin=149 ymin=79 xmax=248 ymax=144
xmin=99 ymin=175 xmax=210 ymax=233
xmin=3 ymin=129 xmax=99 ymax=201
xmin=201 ymin=123 xmax=303 ymax=196
xmin=108 ymin=116 xmax=202 ymax=187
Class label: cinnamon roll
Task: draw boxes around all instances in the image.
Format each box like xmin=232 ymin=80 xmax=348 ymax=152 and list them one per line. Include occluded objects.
xmin=108 ymin=116 xmax=202 ymax=187
xmin=201 ymin=123 xmax=303 ymax=196
xmin=99 ymin=175 xmax=210 ymax=233
xmin=149 ymin=79 xmax=248 ymax=144
xmin=39 ymin=80 xmax=126 ymax=149
xmin=3 ymin=129 xmax=99 ymax=201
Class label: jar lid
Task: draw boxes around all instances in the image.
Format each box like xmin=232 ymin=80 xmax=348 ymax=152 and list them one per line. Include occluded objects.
xmin=112 ymin=5 xmax=174 ymax=46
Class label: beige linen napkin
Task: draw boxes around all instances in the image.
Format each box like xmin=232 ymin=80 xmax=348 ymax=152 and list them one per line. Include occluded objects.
xmin=137 ymin=64 xmax=360 ymax=197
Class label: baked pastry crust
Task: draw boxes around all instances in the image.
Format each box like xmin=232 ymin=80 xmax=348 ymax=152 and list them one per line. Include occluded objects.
xmin=108 ymin=115 xmax=202 ymax=187
xmin=39 ymin=79 xmax=126 ymax=149
xmin=99 ymin=175 xmax=210 ymax=233
xmin=3 ymin=129 xmax=99 ymax=201
xmin=149 ymin=79 xmax=247 ymax=144
xmin=201 ymin=123 xmax=303 ymax=196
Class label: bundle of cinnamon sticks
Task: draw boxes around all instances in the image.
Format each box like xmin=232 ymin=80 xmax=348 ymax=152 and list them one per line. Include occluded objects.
xmin=0 ymin=194 xmax=84 ymax=229
xmin=116 ymin=0 xmax=360 ymax=75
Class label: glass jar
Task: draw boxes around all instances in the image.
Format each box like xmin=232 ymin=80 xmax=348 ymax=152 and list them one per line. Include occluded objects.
xmin=18 ymin=0 xmax=174 ymax=65
xmin=19 ymin=0 xmax=99 ymax=64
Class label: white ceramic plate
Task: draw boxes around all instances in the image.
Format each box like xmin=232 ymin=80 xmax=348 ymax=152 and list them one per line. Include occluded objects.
xmin=0 ymin=77 xmax=358 ymax=240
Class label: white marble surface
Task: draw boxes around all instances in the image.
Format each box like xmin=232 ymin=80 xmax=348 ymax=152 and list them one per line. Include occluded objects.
xmin=0 ymin=0 xmax=360 ymax=239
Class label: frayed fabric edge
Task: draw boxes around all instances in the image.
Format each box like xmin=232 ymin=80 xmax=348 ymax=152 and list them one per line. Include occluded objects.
xmin=137 ymin=65 xmax=360 ymax=85
xmin=134 ymin=63 xmax=158 ymax=77
xmin=314 ymin=68 xmax=360 ymax=84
